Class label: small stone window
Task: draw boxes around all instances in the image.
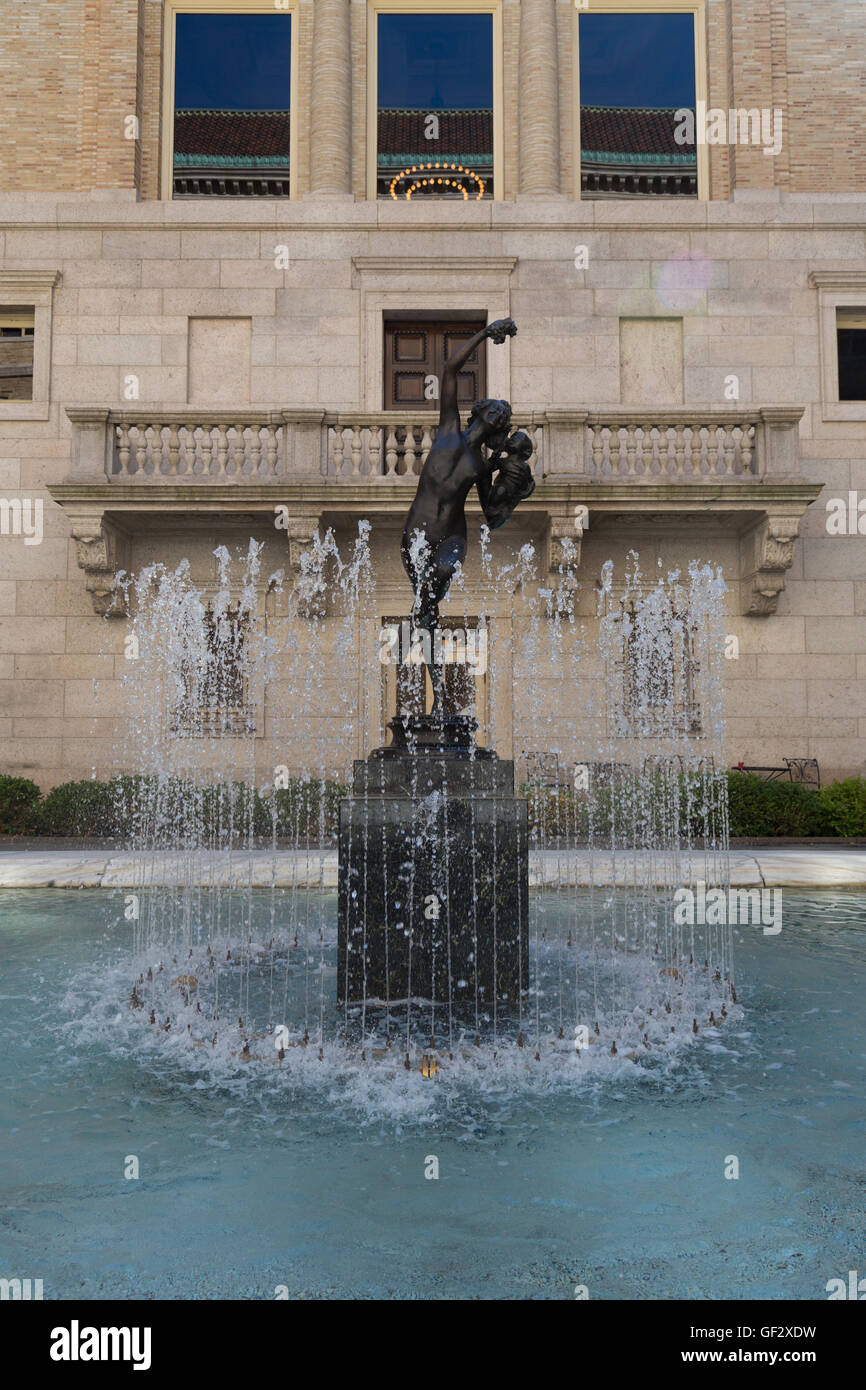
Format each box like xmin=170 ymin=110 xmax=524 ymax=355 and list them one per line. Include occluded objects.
xmin=810 ymin=272 xmax=866 ymax=422
xmin=619 ymin=600 xmax=702 ymax=737
xmin=0 ymin=272 xmax=59 ymax=422
xmin=0 ymin=310 xmax=35 ymax=401
xmin=176 ymin=603 xmax=251 ymax=737
xmin=837 ymin=308 xmax=866 ymax=403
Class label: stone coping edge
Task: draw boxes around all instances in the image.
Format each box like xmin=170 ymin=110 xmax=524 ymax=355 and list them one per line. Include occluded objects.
xmin=0 ymin=849 xmax=865 ymax=890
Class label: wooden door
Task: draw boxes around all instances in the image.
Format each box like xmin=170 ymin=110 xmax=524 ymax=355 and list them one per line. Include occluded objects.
xmin=384 ymin=319 xmax=486 ymax=411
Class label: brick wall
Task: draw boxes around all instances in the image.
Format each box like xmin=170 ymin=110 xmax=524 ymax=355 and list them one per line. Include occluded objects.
xmin=784 ymin=0 xmax=866 ymax=194
xmin=0 ymin=0 xmax=140 ymax=194
xmin=2 ymin=1 xmax=865 ymax=198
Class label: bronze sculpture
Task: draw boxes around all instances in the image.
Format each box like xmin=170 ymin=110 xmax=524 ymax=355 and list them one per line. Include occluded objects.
xmin=400 ymin=316 xmax=534 ymax=711
xmin=339 ymin=319 xmax=531 ymax=1005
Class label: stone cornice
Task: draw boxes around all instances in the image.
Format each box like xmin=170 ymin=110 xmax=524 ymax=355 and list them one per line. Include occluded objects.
xmin=49 ymin=478 xmax=823 ymax=517
xmin=352 ymin=257 xmax=518 ymax=274
xmin=0 ymin=269 xmax=62 ymax=288
xmin=809 ymin=270 xmax=866 ymax=290
xmin=1 ymin=201 xmax=864 ymax=235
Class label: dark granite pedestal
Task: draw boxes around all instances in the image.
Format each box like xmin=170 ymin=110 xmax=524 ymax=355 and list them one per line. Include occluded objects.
xmin=337 ymin=714 xmax=529 ymax=1006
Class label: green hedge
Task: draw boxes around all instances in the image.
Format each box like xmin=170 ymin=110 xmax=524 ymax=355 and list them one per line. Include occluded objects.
xmin=522 ymin=774 xmax=723 ymax=844
xmin=725 ymin=773 xmax=823 ymax=837
xmin=0 ymin=773 xmax=347 ymax=842
xmin=522 ymin=772 xmax=866 ymax=842
xmin=818 ymin=778 xmax=866 ymax=838
xmin=1 ymin=771 xmax=865 ymax=841
xmin=0 ymin=776 xmax=42 ymax=835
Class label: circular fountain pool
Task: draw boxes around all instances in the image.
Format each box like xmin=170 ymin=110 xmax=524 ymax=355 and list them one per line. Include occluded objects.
xmin=1 ymin=888 xmax=863 ymax=1300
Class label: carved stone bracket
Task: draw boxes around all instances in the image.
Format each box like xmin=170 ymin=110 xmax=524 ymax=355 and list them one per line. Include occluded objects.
xmin=281 ymin=511 xmax=323 ymax=572
xmin=70 ymin=516 xmax=130 ymax=617
xmin=545 ymin=507 xmax=587 ymax=572
xmin=740 ymin=513 xmax=800 ymax=616
xmin=538 ymin=509 xmax=585 ymax=614
xmin=281 ymin=511 xmax=326 ymax=618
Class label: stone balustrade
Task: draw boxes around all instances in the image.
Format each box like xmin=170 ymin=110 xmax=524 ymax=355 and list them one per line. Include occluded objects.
xmin=66 ymin=405 xmax=805 ymax=485
xmin=327 ymin=414 xmax=546 ymax=479
xmin=586 ymin=410 xmax=757 ymax=479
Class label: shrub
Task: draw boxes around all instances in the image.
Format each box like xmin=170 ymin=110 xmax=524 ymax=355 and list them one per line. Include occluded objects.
xmin=10 ymin=769 xmax=863 ymax=842
xmin=726 ymin=773 xmax=825 ymax=838
xmin=522 ymin=775 xmax=721 ymax=846
xmin=0 ymin=775 xmax=43 ymax=834
xmin=37 ymin=779 xmax=121 ymax=838
xmin=32 ymin=774 xmax=351 ymax=845
xmin=819 ymin=778 xmax=866 ymax=837
xmin=725 ymin=773 xmax=771 ymax=838
xmin=272 ymin=777 xmax=347 ymax=841
xmin=523 ymin=772 xmax=852 ymax=843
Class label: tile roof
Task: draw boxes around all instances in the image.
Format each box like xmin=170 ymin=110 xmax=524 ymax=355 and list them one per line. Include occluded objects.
xmin=174 ymin=109 xmax=290 ymax=163
xmin=377 ymin=108 xmax=493 ymax=156
xmin=580 ymin=106 xmax=694 ymax=159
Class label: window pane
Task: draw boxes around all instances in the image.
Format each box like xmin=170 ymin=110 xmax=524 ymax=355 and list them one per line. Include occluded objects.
xmin=173 ymin=13 xmax=291 ymax=199
xmin=579 ymin=13 xmax=697 ymax=199
xmin=378 ymin=13 xmax=494 ymax=200
xmin=837 ymin=309 xmax=866 ymax=401
xmin=0 ymin=309 xmax=34 ymax=401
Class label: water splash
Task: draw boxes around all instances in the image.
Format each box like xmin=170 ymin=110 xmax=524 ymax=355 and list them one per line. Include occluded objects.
xmin=88 ymin=533 xmax=739 ymax=1109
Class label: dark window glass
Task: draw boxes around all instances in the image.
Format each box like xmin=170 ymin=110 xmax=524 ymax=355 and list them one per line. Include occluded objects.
xmin=177 ymin=605 xmax=249 ymax=736
xmin=838 ymin=327 xmax=866 ymax=401
xmin=378 ymin=13 xmax=493 ymax=200
xmin=579 ymin=13 xmax=697 ymax=199
xmin=173 ymin=13 xmax=291 ymax=199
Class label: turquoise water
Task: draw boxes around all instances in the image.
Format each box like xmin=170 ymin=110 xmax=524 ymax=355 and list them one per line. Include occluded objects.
xmin=1 ymin=888 xmax=864 ymax=1300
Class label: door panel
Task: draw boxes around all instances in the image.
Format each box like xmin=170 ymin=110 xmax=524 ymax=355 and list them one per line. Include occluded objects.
xmin=384 ymin=319 xmax=486 ymax=411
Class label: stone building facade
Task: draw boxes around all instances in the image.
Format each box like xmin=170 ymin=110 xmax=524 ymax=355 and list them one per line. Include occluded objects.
xmin=0 ymin=0 xmax=864 ymax=789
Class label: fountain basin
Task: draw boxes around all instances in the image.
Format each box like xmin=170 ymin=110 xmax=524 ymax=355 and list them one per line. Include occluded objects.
xmin=2 ymin=888 xmax=864 ymax=1300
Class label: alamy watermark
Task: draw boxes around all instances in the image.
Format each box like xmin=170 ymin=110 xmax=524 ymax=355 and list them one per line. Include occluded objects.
xmin=826 ymin=492 xmax=866 ymax=536
xmin=826 ymin=1270 xmax=866 ymax=1299
xmin=49 ymin=1322 xmax=152 ymax=1370
xmin=674 ymin=881 xmax=782 ymax=935
xmin=0 ymin=1277 xmax=43 ymax=1300
xmin=378 ymin=621 xmax=487 ymax=676
xmin=675 ymin=103 xmax=783 ymax=157
xmin=0 ymin=497 xmax=42 ymax=545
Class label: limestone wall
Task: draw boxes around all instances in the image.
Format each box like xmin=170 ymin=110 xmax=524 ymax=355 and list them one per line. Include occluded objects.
xmin=0 ymin=193 xmax=863 ymax=785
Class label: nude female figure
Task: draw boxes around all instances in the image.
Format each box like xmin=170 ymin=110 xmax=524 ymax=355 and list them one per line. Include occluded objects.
xmin=400 ymin=317 xmax=534 ymax=711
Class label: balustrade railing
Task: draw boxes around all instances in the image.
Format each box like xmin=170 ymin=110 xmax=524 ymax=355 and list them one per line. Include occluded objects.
xmin=64 ymin=406 xmax=805 ymax=486
xmin=326 ymin=415 xmax=546 ymax=479
xmin=113 ymin=415 xmax=285 ymax=479
xmin=585 ymin=412 xmax=756 ymax=479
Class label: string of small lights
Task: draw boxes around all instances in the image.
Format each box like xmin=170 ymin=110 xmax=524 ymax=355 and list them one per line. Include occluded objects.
xmin=388 ymin=161 xmax=485 ymax=200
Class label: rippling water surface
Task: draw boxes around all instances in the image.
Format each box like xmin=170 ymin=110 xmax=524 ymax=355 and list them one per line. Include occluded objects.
xmin=1 ymin=888 xmax=864 ymax=1300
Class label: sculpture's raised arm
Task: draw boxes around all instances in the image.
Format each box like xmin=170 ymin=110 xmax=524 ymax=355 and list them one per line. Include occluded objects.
xmin=439 ymin=318 xmax=516 ymax=432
